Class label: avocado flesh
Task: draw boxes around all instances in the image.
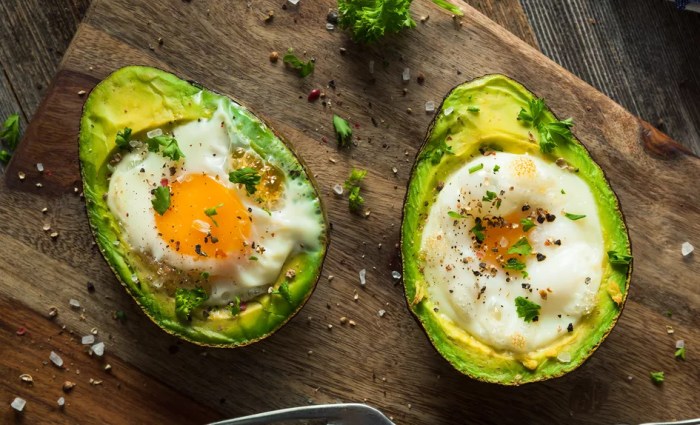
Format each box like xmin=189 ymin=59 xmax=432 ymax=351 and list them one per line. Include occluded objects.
xmin=402 ymin=74 xmax=631 ymax=384
xmin=79 ymin=66 xmax=328 ymax=347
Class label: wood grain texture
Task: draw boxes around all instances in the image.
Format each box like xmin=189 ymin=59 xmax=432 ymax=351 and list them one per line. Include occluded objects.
xmin=1 ymin=1 xmax=699 ymax=424
xmin=521 ymin=0 xmax=700 ymax=156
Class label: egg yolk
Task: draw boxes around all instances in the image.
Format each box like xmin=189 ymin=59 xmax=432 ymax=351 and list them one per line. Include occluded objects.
xmin=479 ymin=211 xmax=530 ymax=267
xmin=155 ymin=174 xmax=251 ymax=259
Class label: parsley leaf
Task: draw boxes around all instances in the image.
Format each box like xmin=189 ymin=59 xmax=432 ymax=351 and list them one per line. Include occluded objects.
xmin=608 ymin=250 xmax=632 ymax=265
xmin=430 ymin=0 xmax=464 ymax=16
xmin=675 ymin=346 xmax=686 ymax=360
xmin=229 ymin=296 xmax=242 ymax=316
xmin=338 ymin=0 xmax=416 ymax=44
xmin=564 ymin=212 xmax=586 ymax=221
xmin=344 ymin=168 xmax=367 ymax=213
xmin=344 ymin=168 xmax=367 ymax=189
xmin=470 ymin=218 xmax=485 ymax=243
xmin=115 ymin=127 xmax=132 ymax=148
xmin=0 ymin=114 xmax=20 ymax=150
xmin=468 ymin=163 xmax=484 ymax=174
xmin=482 ymin=190 xmax=497 ymax=202
xmin=0 ymin=149 xmax=10 ymax=164
xmin=650 ymin=371 xmax=664 ymax=384
xmin=174 ymin=287 xmax=208 ymax=321
xmin=271 ymin=281 xmax=293 ymax=304
xmin=448 ymin=211 xmax=468 ymax=219
xmin=204 ymin=203 xmax=223 ymax=227
xmin=508 ymin=237 xmax=533 ymax=256
xmin=229 ymin=167 xmax=261 ymax=195
xmin=151 ymin=186 xmax=171 ymax=215
xmin=467 ymin=106 xmax=480 ymax=112
xmin=503 ymin=257 xmax=526 ymax=271
xmin=517 ymin=98 xmax=574 ymax=153
xmin=515 ymin=296 xmax=540 ymax=322
xmin=147 ymin=135 xmax=185 ymax=160
xmin=333 ymin=115 xmax=352 ymax=148
xmin=493 ymin=165 xmax=500 ymax=173
xmin=520 ymin=218 xmax=535 ymax=232
xmin=283 ymin=50 xmax=315 ymax=77
xmin=422 ymin=139 xmax=453 ymax=165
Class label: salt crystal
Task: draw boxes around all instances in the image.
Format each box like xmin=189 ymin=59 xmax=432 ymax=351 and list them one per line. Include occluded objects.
xmin=192 ymin=219 xmax=210 ymax=234
xmin=444 ymin=106 xmax=454 ymax=116
xmin=392 ymin=167 xmax=398 ymax=174
xmin=36 ymin=163 xmax=44 ymax=172
xmin=378 ymin=309 xmax=386 ymax=317
xmin=128 ymin=140 xmax=142 ymax=149
xmin=91 ymin=342 xmax=105 ymax=357
xmin=676 ymin=339 xmax=685 ymax=349
xmin=391 ymin=271 xmax=401 ymax=280
xmin=11 ymin=397 xmax=26 ymax=412
xmin=402 ymin=67 xmax=410 ymax=82
xmin=81 ymin=335 xmax=95 ymax=345
xmin=359 ymin=269 xmax=366 ymax=286
xmin=369 ymin=60 xmax=375 ymax=74
xmin=57 ymin=397 xmax=65 ymax=407
xmin=68 ymin=299 xmax=81 ymax=309
xmin=425 ymin=101 xmax=435 ymax=113
xmin=499 ymin=237 xmax=508 ymax=248
xmin=131 ymin=274 xmax=138 ymax=283
xmin=681 ymin=242 xmax=694 ymax=257
xmin=556 ymin=352 xmax=572 ymax=363
xmin=50 ymin=351 xmax=63 ymax=367
xmin=146 ymin=128 xmax=163 ymax=139
xmin=113 ymin=240 xmax=120 ymax=246
xmin=326 ymin=23 xmax=335 ymax=31
xmin=287 ymin=0 xmax=300 ymax=5
xmin=332 ymin=184 xmax=344 ymax=196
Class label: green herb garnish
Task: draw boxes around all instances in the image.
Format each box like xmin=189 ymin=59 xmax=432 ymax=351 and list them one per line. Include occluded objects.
xmin=147 ymin=135 xmax=185 ymax=160
xmin=608 ymin=250 xmax=632 ymax=265
xmin=115 ymin=127 xmax=132 ymax=148
xmin=467 ymin=106 xmax=480 ymax=112
xmin=345 ymin=168 xmax=367 ymax=213
xmin=283 ymin=50 xmax=315 ymax=77
xmin=482 ymin=190 xmax=497 ymax=202
xmin=271 ymin=281 xmax=293 ymax=304
xmin=468 ymin=163 xmax=484 ymax=174
xmin=675 ymin=346 xmax=686 ymax=360
xmin=564 ymin=213 xmax=586 ymax=221
xmin=503 ymin=258 xmax=526 ymax=271
xmin=520 ymin=218 xmax=535 ymax=232
xmin=229 ymin=296 xmax=242 ymax=316
xmin=517 ymin=98 xmax=574 ymax=153
xmin=174 ymin=287 xmax=208 ymax=321
xmin=0 ymin=149 xmax=10 ymax=164
xmin=448 ymin=211 xmax=468 ymax=219
xmin=338 ymin=0 xmax=416 ymax=44
xmin=470 ymin=219 xmax=486 ymax=243
xmin=650 ymin=371 xmax=664 ymax=384
xmin=229 ymin=167 xmax=261 ymax=195
xmin=515 ymin=296 xmax=540 ymax=322
xmin=204 ymin=203 xmax=224 ymax=227
xmin=151 ymin=186 xmax=171 ymax=215
xmin=430 ymin=0 xmax=464 ymax=16
xmin=508 ymin=237 xmax=533 ymax=256
xmin=333 ymin=115 xmax=352 ymax=148
xmin=0 ymin=114 xmax=20 ymax=150
xmin=493 ymin=165 xmax=500 ymax=173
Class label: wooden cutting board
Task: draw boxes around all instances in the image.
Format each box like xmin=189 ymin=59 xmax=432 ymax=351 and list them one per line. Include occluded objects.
xmin=1 ymin=0 xmax=698 ymax=423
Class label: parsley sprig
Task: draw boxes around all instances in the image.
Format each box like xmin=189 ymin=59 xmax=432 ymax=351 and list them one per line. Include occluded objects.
xmin=344 ymin=168 xmax=367 ymax=213
xmin=151 ymin=186 xmax=171 ymax=215
xmin=515 ymin=296 xmax=541 ymax=322
xmin=147 ymin=135 xmax=185 ymax=161
xmin=508 ymin=237 xmax=533 ymax=256
xmin=0 ymin=114 xmax=20 ymax=163
xmin=333 ymin=115 xmax=352 ymax=148
xmin=229 ymin=167 xmax=261 ymax=195
xmin=174 ymin=287 xmax=208 ymax=321
xmin=283 ymin=49 xmax=315 ymax=77
xmin=517 ymin=98 xmax=574 ymax=153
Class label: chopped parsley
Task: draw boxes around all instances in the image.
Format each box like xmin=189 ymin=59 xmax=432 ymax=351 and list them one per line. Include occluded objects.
xmin=470 ymin=218 xmax=485 ymax=243
xmin=344 ymin=168 xmax=367 ymax=213
xmin=493 ymin=165 xmax=500 ymax=173
xmin=650 ymin=371 xmax=664 ymax=384
xmin=229 ymin=296 xmax=242 ymax=316
xmin=151 ymin=186 xmax=171 ymax=215
xmin=467 ymin=106 xmax=480 ymax=112
xmin=0 ymin=114 xmax=20 ymax=150
xmin=520 ymin=218 xmax=536 ymax=232
xmin=482 ymin=190 xmax=497 ymax=202
xmin=147 ymin=135 xmax=185 ymax=160
xmin=508 ymin=237 xmax=533 ymax=256
xmin=0 ymin=149 xmax=10 ymax=164
xmin=338 ymin=0 xmax=415 ymax=43
xmin=564 ymin=212 xmax=586 ymax=221
xmin=675 ymin=346 xmax=686 ymax=360
xmin=200 ymin=271 xmax=210 ymax=280
xmin=515 ymin=297 xmax=540 ymax=322
xmin=561 ymin=189 xmax=566 ymax=194
xmin=249 ymin=256 xmax=258 ymax=261
xmin=115 ymin=127 xmax=132 ymax=148
xmin=333 ymin=115 xmax=352 ymax=148
xmin=503 ymin=257 xmax=526 ymax=271
xmin=608 ymin=250 xmax=632 ymax=265
xmin=204 ymin=203 xmax=224 ymax=227
xmin=448 ymin=211 xmax=468 ymax=219
xmin=229 ymin=167 xmax=261 ymax=195
xmin=271 ymin=281 xmax=293 ymax=304
xmin=468 ymin=163 xmax=484 ymax=174
xmin=282 ymin=49 xmax=315 ymax=77
xmin=421 ymin=139 xmax=452 ymax=165
xmin=174 ymin=287 xmax=208 ymax=321
xmin=517 ymin=98 xmax=574 ymax=153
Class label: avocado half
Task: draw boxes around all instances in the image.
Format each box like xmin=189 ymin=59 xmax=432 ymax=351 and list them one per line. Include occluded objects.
xmin=79 ymin=66 xmax=329 ymax=347
xmin=401 ymin=74 xmax=632 ymax=384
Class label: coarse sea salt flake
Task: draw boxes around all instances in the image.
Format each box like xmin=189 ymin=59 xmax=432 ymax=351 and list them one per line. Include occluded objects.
xmin=557 ymin=352 xmax=572 ymax=363
xmin=444 ymin=106 xmax=454 ymax=116
xmin=359 ymin=269 xmax=367 ymax=286
xmin=402 ymin=67 xmax=410 ymax=82
xmin=69 ymin=299 xmax=81 ymax=309
xmin=11 ymin=397 xmax=26 ymax=412
xmin=333 ymin=184 xmax=343 ymax=196
xmin=676 ymin=339 xmax=685 ymax=349
xmin=392 ymin=270 xmax=401 ymax=280
xmin=146 ymin=128 xmax=163 ymax=138
xmin=681 ymin=242 xmax=694 ymax=257
xmin=192 ymin=219 xmax=211 ymax=234
xmin=425 ymin=101 xmax=435 ymax=113
xmin=91 ymin=342 xmax=105 ymax=357
xmin=81 ymin=335 xmax=95 ymax=345
xmin=50 ymin=351 xmax=63 ymax=367
xmin=326 ymin=23 xmax=335 ymax=31
xmin=57 ymin=397 xmax=65 ymax=407
xmin=36 ymin=163 xmax=44 ymax=172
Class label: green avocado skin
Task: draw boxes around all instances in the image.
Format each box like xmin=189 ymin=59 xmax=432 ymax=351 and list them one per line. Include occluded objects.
xmin=79 ymin=66 xmax=328 ymax=347
xmin=401 ymin=74 xmax=632 ymax=385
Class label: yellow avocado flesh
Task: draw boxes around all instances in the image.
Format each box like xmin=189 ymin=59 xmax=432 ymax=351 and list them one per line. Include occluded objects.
xmin=79 ymin=66 xmax=328 ymax=347
xmin=401 ymin=75 xmax=631 ymax=384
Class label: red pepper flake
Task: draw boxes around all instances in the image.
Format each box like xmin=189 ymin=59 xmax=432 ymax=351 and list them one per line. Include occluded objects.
xmin=16 ymin=327 xmax=27 ymax=336
xmin=308 ymin=89 xmax=321 ymax=102
xmin=160 ymin=178 xmax=168 ymax=187
xmin=240 ymin=303 xmax=247 ymax=312
xmin=353 ymin=122 xmax=360 ymax=129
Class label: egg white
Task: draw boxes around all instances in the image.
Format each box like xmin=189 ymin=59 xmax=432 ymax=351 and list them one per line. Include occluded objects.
xmin=107 ymin=102 xmax=323 ymax=304
xmin=421 ymin=152 xmax=604 ymax=354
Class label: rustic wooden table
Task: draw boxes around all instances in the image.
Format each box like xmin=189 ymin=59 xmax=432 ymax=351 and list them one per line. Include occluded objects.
xmin=0 ymin=1 xmax=698 ymax=424
xmin=1 ymin=0 xmax=698 ymax=155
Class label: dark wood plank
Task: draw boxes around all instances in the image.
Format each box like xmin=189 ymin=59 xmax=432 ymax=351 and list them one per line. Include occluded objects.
xmin=521 ymin=0 xmax=700 ymax=155
xmin=1 ymin=0 xmax=698 ymax=424
xmin=465 ymin=0 xmax=538 ymax=48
